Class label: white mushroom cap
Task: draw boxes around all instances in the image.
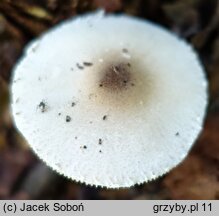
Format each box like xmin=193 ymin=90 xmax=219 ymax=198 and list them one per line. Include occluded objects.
xmin=11 ymin=11 xmax=208 ymax=188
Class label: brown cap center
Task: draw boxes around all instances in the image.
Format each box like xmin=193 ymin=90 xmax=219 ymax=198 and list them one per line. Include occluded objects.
xmin=99 ymin=63 xmax=132 ymax=91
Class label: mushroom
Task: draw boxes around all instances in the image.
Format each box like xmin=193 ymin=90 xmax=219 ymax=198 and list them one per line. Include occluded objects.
xmin=11 ymin=11 xmax=208 ymax=188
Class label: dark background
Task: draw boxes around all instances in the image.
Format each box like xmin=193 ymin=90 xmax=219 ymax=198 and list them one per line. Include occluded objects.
xmin=0 ymin=0 xmax=219 ymax=199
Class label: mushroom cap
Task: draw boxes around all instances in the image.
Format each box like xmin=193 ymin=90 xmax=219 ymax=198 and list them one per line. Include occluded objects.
xmin=11 ymin=11 xmax=208 ymax=188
